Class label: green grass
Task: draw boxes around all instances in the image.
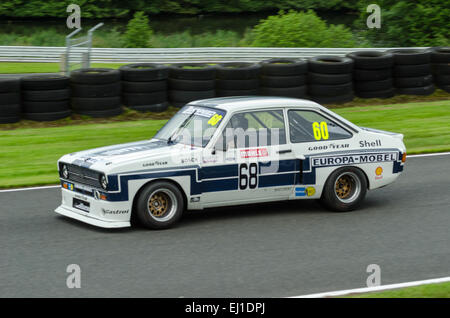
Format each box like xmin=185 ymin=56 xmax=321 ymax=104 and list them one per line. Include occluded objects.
xmin=0 ymin=100 xmax=449 ymax=188
xmin=346 ymin=282 xmax=450 ymax=298
xmin=0 ymin=62 xmax=126 ymax=74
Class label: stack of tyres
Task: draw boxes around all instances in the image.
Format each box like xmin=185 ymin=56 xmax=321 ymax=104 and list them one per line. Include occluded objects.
xmin=388 ymin=49 xmax=434 ymax=95
xmin=347 ymin=51 xmax=394 ymax=99
xmin=21 ymin=75 xmax=71 ymax=121
xmin=430 ymin=47 xmax=450 ymax=93
xmin=71 ymin=68 xmax=122 ymax=118
xmin=259 ymin=58 xmax=308 ymax=98
xmin=307 ymin=56 xmax=354 ymax=103
xmin=120 ymin=63 xmax=169 ymax=112
xmin=169 ymin=64 xmax=216 ymax=108
xmin=216 ymin=63 xmax=261 ymax=97
xmin=0 ymin=78 xmax=20 ymax=124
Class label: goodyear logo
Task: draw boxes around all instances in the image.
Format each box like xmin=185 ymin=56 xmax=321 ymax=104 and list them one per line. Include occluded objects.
xmin=311 ymin=152 xmax=398 ymax=167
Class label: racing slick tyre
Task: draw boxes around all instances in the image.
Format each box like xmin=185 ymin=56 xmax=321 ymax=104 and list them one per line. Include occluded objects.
xmin=0 ymin=92 xmax=20 ymax=105
xmin=136 ymin=181 xmax=185 ymax=230
xmin=22 ymin=88 xmax=70 ymax=101
xmin=431 ymin=63 xmax=450 ymax=76
xmin=216 ymin=88 xmax=259 ymax=97
xmin=393 ymin=64 xmax=431 ymax=77
xmin=260 ymin=75 xmax=307 ymax=87
xmin=0 ymin=115 xmax=20 ymax=124
xmin=119 ymin=63 xmax=169 ymax=82
xmin=355 ymin=88 xmax=395 ymax=99
xmin=320 ymin=167 xmax=367 ymax=212
xmin=122 ymin=91 xmax=167 ymax=107
xmin=21 ymin=75 xmax=69 ymax=90
xmin=0 ymin=78 xmax=20 ymax=93
xmin=435 ymin=75 xmax=450 ymax=85
xmin=71 ymin=96 xmax=121 ymax=111
xmin=429 ymin=47 xmax=450 ymax=63
xmin=168 ymin=78 xmax=215 ymax=91
xmin=0 ymin=103 xmax=21 ymax=124
xmin=308 ymin=82 xmax=353 ymax=97
xmin=438 ymin=84 xmax=450 ymax=93
xmin=396 ymin=84 xmax=435 ymax=96
xmin=346 ymin=51 xmax=394 ymax=69
xmin=308 ymin=72 xmax=351 ymax=85
xmin=23 ymin=100 xmax=70 ymax=113
xmin=308 ymin=56 xmax=354 ymax=74
xmin=24 ymin=110 xmax=71 ymax=122
xmin=353 ymin=68 xmax=392 ymax=81
xmin=169 ymin=89 xmax=215 ymax=102
xmin=394 ymin=75 xmax=433 ymax=88
xmin=169 ymin=64 xmax=216 ymax=80
xmin=122 ymin=80 xmax=167 ymax=93
xmin=71 ymin=82 xmax=121 ymax=97
xmin=216 ymin=63 xmax=261 ymax=80
xmin=387 ymin=49 xmax=431 ymax=65
xmin=310 ymin=92 xmax=354 ymax=104
xmin=216 ymin=78 xmax=260 ymax=90
xmin=75 ymin=107 xmax=123 ymax=118
xmin=355 ymin=78 xmax=393 ymax=92
xmin=70 ymin=68 xmax=120 ymax=85
xmin=260 ymin=58 xmax=308 ymax=76
xmin=260 ymin=86 xmax=308 ymax=98
xmin=128 ymin=102 xmax=169 ymax=113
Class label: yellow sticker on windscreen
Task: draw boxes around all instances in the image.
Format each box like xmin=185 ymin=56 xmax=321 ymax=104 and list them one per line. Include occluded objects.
xmin=208 ymin=114 xmax=223 ymax=126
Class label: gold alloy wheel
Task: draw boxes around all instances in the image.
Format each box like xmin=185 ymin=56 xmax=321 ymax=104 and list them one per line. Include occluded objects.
xmin=148 ymin=192 xmax=170 ymax=217
xmin=335 ymin=175 xmax=353 ymax=199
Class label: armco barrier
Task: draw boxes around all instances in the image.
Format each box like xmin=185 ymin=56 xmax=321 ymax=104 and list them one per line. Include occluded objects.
xmin=0 ymin=46 xmax=429 ymax=64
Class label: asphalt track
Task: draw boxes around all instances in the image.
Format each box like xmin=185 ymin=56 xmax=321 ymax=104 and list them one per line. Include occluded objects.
xmin=0 ymin=154 xmax=449 ymax=297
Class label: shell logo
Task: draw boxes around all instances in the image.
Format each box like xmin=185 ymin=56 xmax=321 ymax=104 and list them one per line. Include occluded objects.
xmin=375 ymin=166 xmax=383 ymax=177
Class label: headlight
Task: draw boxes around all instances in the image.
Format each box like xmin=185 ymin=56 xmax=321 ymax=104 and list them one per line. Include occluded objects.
xmin=100 ymin=175 xmax=108 ymax=190
xmin=62 ymin=165 xmax=69 ymax=179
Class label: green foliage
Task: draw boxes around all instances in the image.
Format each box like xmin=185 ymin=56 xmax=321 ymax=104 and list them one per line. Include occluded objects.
xmin=251 ymin=10 xmax=356 ymax=47
xmin=152 ymin=30 xmax=245 ymax=48
xmin=124 ymin=11 xmax=153 ymax=48
xmin=355 ymin=0 xmax=450 ymax=46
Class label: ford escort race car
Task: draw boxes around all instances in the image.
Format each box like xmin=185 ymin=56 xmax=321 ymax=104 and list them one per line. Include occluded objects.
xmin=55 ymin=96 xmax=406 ymax=229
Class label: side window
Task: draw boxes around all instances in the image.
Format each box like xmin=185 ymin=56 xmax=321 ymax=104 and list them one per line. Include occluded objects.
xmin=288 ymin=110 xmax=352 ymax=143
xmin=222 ymin=110 xmax=287 ymax=148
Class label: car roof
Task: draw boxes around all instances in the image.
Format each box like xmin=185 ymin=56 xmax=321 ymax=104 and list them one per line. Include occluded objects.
xmin=188 ymin=96 xmax=321 ymax=112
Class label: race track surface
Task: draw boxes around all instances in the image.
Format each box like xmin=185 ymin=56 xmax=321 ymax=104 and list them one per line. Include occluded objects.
xmin=1 ymin=155 xmax=449 ymax=297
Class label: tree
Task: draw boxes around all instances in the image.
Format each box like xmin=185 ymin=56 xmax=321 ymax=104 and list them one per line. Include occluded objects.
xmin=355 ymin=0 xmax=449 ymax=46
xmin=251 ymin=10 xmax=356 ymax=47
xmin=124 ymin=11 xmax=153 ymax=48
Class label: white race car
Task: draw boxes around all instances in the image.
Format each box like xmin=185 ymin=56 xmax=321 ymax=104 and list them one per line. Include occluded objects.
xmin=56 ymin=96 xmax=406 ymax=229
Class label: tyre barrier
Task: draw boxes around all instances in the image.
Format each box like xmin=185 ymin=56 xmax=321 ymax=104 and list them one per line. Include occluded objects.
xmin=21 ymin=75 xmax=71 ymax=121
xmin=430 ymin=47 xmax=450 ymax=93
xmin=388 ymin=49 xmax=435 ymax=96
xmin=169 ymin=63 xmax=216 ymax=108
xmin=307 ymin=56 xmax=354 ymax=103
xmin=216 ymin=62 xmax=260 ymax=97
xmin=120 ymin=63 xmax=169 ymax=112
xmin=70 ymin=68 xmax=123 ymax=117
xmin=346 ymin=51 xmax=395 ymax=99
xmin=0 ymin=78 xmax=21 ymax=123
xmin=259 ymin=58 xmax=308 ymax=99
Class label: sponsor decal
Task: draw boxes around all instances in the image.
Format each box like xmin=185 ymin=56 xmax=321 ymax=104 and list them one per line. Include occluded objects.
xmin=182 ymin=106 xmax=217 ymax=118
xmin=375 ymin=166 xmax=383 ymax=179
xmin=143 ymin=160 xmax=168 ymax=167
xmin=180 ymin=157 xmax=198 ymax=164
xmin=101 ymin=208 xmax=129 ymax=215
xmin=311 ymin=152 xmax=397 ymax=167
xmin=63 ymin=182 xmax=74 ymax=191
xmin=359 ymin=139 xmax=382 ymax=148
xmin=308 ymin=143 xmax=349 ymax=152
xmin=306 ymin=186 xmax=316 ymax=196
xmin=240 ymin=148 xmax=268 ymax=159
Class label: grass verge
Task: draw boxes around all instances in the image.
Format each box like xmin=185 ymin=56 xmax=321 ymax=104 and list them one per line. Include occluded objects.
xmin=346 ymin=281 xmax=450 ymax=298
xmin=0 ymin=62 xmax=126 ymax=74
xmin=0 ymin=99 xmax=449 ymax=188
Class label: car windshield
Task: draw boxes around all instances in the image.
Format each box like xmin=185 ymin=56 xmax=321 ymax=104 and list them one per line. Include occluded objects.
xmin=154 ymin=105 xmax=226 ymax=147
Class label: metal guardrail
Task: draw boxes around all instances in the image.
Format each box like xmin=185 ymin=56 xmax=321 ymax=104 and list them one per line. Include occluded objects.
xmin=0 ymin=46 xmax=429 ymax=64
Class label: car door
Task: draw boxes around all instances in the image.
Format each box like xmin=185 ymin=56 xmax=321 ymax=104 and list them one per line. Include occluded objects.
xmin=201 ymin=109 xmax=296 ymax=207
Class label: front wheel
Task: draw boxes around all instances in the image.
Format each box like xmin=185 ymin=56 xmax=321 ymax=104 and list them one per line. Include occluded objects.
xmin=136 ymin=181 xmax=184 ymax=229
xmin=320 ymin=167 xmax=367 ymax=212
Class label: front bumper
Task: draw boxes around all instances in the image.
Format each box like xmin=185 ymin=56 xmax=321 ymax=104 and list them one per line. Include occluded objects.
xmin=55 ymin=187 xmax=131 ymax=228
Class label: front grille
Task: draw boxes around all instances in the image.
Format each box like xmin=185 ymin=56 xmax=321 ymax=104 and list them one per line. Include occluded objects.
xmin=64 ymin=164 xmax=102 ymax=188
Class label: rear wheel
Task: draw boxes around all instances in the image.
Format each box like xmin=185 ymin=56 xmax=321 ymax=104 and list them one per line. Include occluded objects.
xmin=136 ymin=181 xmax=184 ymax=229
xmin=321 ymin=167 xmax=367 ymax=212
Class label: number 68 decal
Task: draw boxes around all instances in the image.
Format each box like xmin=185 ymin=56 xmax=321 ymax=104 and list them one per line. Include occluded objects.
xmin=239 ymin=163 xmax=258 ymax=190
xmin=312 ymin=121 xmax=329 ymax=140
